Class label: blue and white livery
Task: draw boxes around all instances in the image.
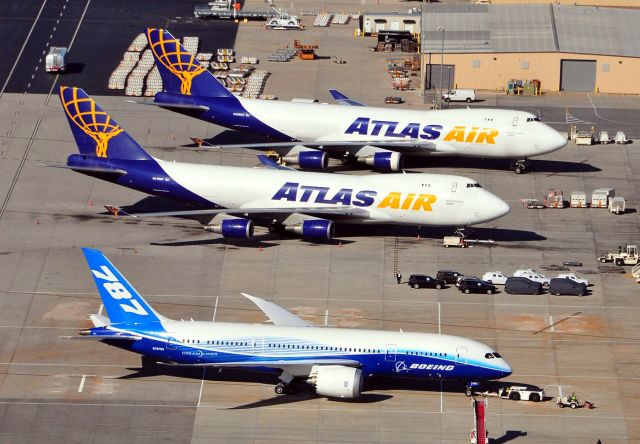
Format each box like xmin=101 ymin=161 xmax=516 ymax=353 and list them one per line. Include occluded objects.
xmin=51 ymin=86 xmax=510 ymax=240
xmin=146 ymin=28 xmax=567 ymax=174
xmin=74 ymin=248 xmax=512 ymax=398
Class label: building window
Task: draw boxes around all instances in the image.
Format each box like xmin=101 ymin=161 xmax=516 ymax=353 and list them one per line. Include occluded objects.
xmin=602 ymin=63 xmax=610 ymax=72
xmin=472 ymin=60 xmax=480 ymax=68
xmin=521 ymin=61 xmax=529 ymax=69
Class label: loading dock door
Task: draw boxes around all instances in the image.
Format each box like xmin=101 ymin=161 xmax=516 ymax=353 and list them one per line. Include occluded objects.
xmin=560 ymin=60 xmax=596 ymax=92
xmin=426 ymin=64 xmax=455 ymax=91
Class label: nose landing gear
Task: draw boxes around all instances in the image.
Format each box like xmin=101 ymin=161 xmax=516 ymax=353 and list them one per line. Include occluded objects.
xmin=275 ymin=382 xmax=297 ymax=395
xmin=509 ymin=159 xmax=530 ymax=174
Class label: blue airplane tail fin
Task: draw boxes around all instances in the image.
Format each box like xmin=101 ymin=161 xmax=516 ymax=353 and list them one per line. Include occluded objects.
xmin=82 ymin=248 xmax=163 ymax=325
xmin=59 ymin=86 xmax=153 ymax=161
xmin=147 ymin=28 xmax=233 ymax=98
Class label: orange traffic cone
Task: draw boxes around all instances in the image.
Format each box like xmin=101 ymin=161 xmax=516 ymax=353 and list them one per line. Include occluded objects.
xmin=259 ymin=244 xmax=263 ymax=252
xmin=35 ymin=217 xmax=40 ymax=225
xmin=88 ymin=200 xmax=93 ymax=207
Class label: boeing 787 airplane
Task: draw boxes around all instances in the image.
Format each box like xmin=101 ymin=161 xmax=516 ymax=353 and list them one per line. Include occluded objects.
xmin=145 ymin=28 xmax=566 ymax=174
xmin=71 ymin=248 xmax=512 ymax=398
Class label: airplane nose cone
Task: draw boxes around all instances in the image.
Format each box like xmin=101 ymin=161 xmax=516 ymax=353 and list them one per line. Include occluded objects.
xmin=481 ymin=195 xmax=510 ymax=223
xmin=501 ymin=360 xmax=513 ymax=378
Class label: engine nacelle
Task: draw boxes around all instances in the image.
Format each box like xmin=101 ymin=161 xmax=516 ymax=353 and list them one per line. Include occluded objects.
xmin=205 ymin=215 xmax=254 ymax=239
xmin=308 ymin=365 xmax=363 ymax=399
xmin=358 ymin=151 xmax=403 ymax=171
xmin=285 ymin=219 xmax=334 ymax=239
xmin=283 ymin=150 xmax=328 ymax=170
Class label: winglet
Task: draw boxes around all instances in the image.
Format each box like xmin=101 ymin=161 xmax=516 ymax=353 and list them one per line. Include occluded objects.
xmin=256 ymin=154 xmax=295 ymax=171
xmin=329 ymin=89 xmax=366 ymax=107
xmin=241 ymin=293 xmax=311 ymax=327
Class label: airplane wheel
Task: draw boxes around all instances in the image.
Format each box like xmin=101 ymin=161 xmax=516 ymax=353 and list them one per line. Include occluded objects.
xmin=285 ymin=384 xmax=297 ymax=395
xmin=465 ymin=388 xmax=472 ymax=397
xmin=275 ymin=383 xmax=285 ymax=395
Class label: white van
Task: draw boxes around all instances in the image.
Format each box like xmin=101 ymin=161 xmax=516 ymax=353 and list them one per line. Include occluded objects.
xmin=513 ymin=269 xmax=550 ymax=287
xmin=442 ymin=89 xmax=475 ymax=103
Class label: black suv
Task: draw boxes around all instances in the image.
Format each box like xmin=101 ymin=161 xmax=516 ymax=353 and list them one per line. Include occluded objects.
xmin=458 ymin=280 xmax=497 ymax=295
xmin=408 ymin=274 xmax=446 ymax=289
xmin=436 ymin=270 xmax=464 ymax=285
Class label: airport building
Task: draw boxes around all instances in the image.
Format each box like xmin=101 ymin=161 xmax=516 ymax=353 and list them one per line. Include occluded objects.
xmin=420 ymin=4 xmax=640 ymax=94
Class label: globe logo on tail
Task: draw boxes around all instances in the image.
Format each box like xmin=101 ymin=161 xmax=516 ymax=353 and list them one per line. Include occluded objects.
xmin=60 ymin=86 xmax=123 ymax=158
xmin=147 ymin=29 xmax=205 ymax=95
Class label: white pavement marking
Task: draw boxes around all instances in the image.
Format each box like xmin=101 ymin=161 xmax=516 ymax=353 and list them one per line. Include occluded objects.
xmin=437 ymin=302 xmax=441 ymax=334
xmin=324 ymin=309 xmax=329 ymax=326
xmin=0 ymin=0 xmax=48 ymax=97
xmin=46 ymin=0 xmax=92 ymax=104
xmin=197 ymin=368 xmax=206 ymax=407
xmin=77 ymin=375 xmax=86 ymax=392
xmin=558 ymin=385 xmax=563 ymax=398
xmin=440 ymin=380 xmax=443 ymax=413
xmin=212 ymin=296 xmax=218 ymax=322
xmin=549 ymin=315 xmax=555 ymax=333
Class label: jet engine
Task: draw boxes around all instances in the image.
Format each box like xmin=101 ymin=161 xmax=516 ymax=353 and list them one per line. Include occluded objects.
xmin=205 ymin=215 xmax=254 ymax=238
xmin=308 ymin=365 xmax=363 ymax=399
xmin=357 ymin=151 xmax=403 ymax=171
xmin=282 ymin=149 xmax=328 ymax=170
xmin=285 ymin=218 xmax=334 ymax=239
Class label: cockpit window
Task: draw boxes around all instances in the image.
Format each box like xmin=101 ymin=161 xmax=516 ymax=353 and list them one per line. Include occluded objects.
xmin=493 ymin=352 xmax=502 ymax=358
xmin=484 ymin=353 xmax=495 ymax=359
xmin=466 ymin=183 xmax=482 ymax=188
xmin=526 ymin=117 xmax=541 ymax=122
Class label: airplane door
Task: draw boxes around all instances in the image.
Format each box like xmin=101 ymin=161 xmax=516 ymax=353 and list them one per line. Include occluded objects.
xmin=451 ymin=182 xmax=458 ymax=193
xmin=166 ymin=336 xmax=177 ymax=350
xmin=253 ymin=339 xmax=263 ymax=355
xmin=456 ymin=346 xmax=468 ymax=365
xmin=512 ymin=116 xmax=519 ymax=127
xmin=385 ymin=345 xmax=397 ymax=362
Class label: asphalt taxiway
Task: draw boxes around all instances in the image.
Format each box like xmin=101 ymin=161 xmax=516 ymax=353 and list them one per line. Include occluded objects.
xmin=0 ymin=1 xmax=639 ymax=443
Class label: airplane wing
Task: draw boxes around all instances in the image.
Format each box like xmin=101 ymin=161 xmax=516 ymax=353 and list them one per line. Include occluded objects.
xmin=329 ymin=89 xmax=367 ymax=107
xmin=104 ymin=205 xmax=370 ymax=220
xmin=242 ymin=293 xmax=312 ymax=327
xmin=256 ymin=154 xmax=296 ymax=171
xmin=198 ymin=139 xmax=438 ymax=154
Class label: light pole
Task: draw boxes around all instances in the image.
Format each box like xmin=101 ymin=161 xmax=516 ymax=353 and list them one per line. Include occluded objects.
xmin=437 ymin=25 xmax=445 ymax=108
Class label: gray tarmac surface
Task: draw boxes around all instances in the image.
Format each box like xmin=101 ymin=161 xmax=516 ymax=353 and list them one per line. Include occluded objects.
xmin=1 ymin=1 xmax=640 ymax=443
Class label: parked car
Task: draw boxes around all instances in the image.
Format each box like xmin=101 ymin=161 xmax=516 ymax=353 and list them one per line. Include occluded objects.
xmin=482 ymin=271 xmax=508 ymax=285
xmin=441 ymin=89 xmax=475 ymax=103
xmin=408 ymin=274 xmax=446 ymax=289
xmin=436 ymin=270 xmax=464 ymax=285
xmin=456 ymin=276 xmax=481 ymax=287
xmin=556 ymin=273 xmax=589 ymax=286
xmin=458 ymin=280 xmax=497 ymax=295
xmin=505 ymin=277 xmax=543 ymax=295
xmin=513 ymin=269 xmax=550 ymax=287
xmin=549 ymin=278 xmax=587 ymax=296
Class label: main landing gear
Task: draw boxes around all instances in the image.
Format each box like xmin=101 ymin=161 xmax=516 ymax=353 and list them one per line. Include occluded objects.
xmin=275 ymin=382 xmax=297 ymax=395
xmin=509 ymin=159 xmax=530 ymax=174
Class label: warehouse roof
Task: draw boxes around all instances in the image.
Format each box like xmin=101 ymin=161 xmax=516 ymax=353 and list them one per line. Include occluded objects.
xmin=421 ymin=4 xmax=640 ymax=57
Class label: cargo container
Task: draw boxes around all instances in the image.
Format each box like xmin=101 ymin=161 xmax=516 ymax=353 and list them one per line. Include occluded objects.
xmin=609 ymin=197 xmax=625 ymax=215
xmin=591 ymin=188 xmax=615 ymax=208
xmin=570 ymin=191 xmax=587 ymax=208
xmin=543 ymin=188 xmax=564 ymax=208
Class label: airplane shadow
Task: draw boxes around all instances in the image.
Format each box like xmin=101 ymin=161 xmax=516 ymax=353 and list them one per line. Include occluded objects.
xmin=399 ymin=157 xmax=601 ymax=174
xmin=490 ymin=431 xmax=528 ymax=443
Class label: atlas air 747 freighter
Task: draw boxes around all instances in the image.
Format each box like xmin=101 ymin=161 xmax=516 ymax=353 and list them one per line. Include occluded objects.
xmin=145 ymin=28 xmax=566 ymax=174
xmin=52 ymin=86 xmax=509 ymax=240
xmin=72 ymin=248 xmax=512 ymax=398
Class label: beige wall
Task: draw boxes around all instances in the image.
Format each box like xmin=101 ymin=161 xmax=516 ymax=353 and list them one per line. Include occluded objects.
xmin=483 ymin=0 xmax=640 ymax=6
xmin=421 ymin=52 xmax=640 ymax=93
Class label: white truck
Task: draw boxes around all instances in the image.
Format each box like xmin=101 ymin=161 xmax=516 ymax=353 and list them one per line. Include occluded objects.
xmin=471 ymin=384 xmax=544 ymax=402
xmin=442 ymin=89 xmax=475 ymax=103
xmin=45 ymin=47 xmax=67 ymax=73
xmin=557 ymin=273 xmax=589 ymax=286
xmin=513 ymin=269 xmax=550 ymax=286
xmin=482 ymin=271 xmax=508 ymax=285
xmin=443 ymin=235 xmax=467 ymax=248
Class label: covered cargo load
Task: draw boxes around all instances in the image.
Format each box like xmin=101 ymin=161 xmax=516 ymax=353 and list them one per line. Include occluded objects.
xmin=591 ymin=188 xmax=615 ymax=208
xmin=570 ymin=191 xmax=587 ymax=208
xmin=45 ymin=47 xmax=67 ymax=72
